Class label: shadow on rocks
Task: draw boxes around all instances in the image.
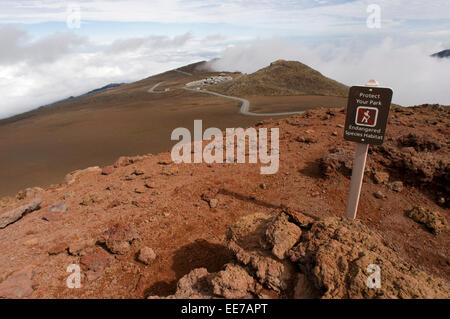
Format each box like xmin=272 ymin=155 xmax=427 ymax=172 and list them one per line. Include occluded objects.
xmin=144 ymin=239 xmax=233 ymax=297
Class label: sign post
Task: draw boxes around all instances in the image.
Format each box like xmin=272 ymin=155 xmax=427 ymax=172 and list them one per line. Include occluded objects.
xmin=344 ymin=80 xmax=393 ymax=220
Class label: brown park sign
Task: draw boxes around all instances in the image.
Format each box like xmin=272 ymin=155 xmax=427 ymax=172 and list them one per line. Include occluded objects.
xmin=344 ymin=86 xmax=393 ymax=145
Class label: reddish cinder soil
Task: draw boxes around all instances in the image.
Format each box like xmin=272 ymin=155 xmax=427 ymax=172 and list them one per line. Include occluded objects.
xmin=0 ymin=67 xmax=347 ymax=198
xmin=0 ymin=104 xmax=448 ymax=298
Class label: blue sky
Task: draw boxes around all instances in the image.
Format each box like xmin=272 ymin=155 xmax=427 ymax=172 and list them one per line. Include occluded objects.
xmin=0 ymin=0 xmax=449 ymax=118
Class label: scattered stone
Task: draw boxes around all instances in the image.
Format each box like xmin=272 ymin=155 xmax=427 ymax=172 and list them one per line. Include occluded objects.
xmin=80 ymin=250 xmax=112 ymax=281
xmin=265 ymin=213 xmax=302 ymax=259
xmin=208 ymin=198 xmax=219 ymax=208
xmin=125 ymin=175 xmax=136 ymax=181
xmin=63 ymin=191 xmax=76 ymax=199
xmin=137 ymin=247 xmax=156 ymax=265
xmin=48 ymin=242 xmax=68 ymax=255
xmin=134 ymin=187 xmax=146 ymax=194
xmin=406 ymin=207 xmax=448 ymax=235
xmin=391 ymin=181 xmax=404 ymax=192
xmin=0 ymin=198 xmax=42 ymax=229
xmin=337 ymin=124 xmax=344 ymax=128
xmin=48 ymin=203 xmax=68 ymax=213
xmin=79 ymin=194 xmax=103 ymax=206
xmin=107 ymin=199 xmax=121 ymax=209
xmin=374 ymin=191 xmax=385 ymax=199
xmin=16 ymin=187 xmax=43 ymax=200
xmin=259 ymin=183 xmax=267 ymax=190
xmin=114 ymin=156 xmax=133 ymax=167
xmin=132 ymin=198 xmax=147 ymax=207
xmin=201 ymin=188 xmax=219 ymax=203
xmin=373 ymin=171 xmax=390 ymax=184
xmin=144 ymin=182 xmax=156 ymax=189
xmin=132 ymin=169 xmax=145 ymax=176
xmin=101 ymin=165 xmax=115 ymax=175
xmin=295 ymin=136 xmax=317 ymax=144
xmin=98 ymin=222 xmax=140 ymax=255
xmin=0 ymin=265 xmax=35 ymax=298
xmin=106 ymin=184 xmax=119 ymax=191
xmin=437 ymin=197 xmax=446 ymax=205
xmin=68 ymin=239 xmax=95 ymax=256
xmin=331 ymin=131 xmax=338 ymax=136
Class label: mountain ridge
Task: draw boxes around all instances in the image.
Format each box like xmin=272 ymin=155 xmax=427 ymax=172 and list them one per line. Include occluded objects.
xmin=431 ymin=49 xmax=450 ymax=58
xmin=209 ymin=59 xmax=349 ymax=97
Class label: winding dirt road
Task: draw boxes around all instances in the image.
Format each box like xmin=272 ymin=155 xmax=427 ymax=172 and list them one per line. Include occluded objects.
xmin=148 ymin=81 xmax=303 ymax=117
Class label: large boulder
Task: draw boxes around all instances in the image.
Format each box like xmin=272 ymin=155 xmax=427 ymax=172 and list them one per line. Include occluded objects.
xmin=289 ymin=217 xmax=450 ymax=298
xmin=211 ymin=264 xmax=258 ymax=299
xmin=226 ymin=213 xmax=296 ymax=292
xmin=265 ymin=213 xmax=302 ymax=259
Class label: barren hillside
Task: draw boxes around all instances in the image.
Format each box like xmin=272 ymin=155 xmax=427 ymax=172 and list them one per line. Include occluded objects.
xmin=0 ymin=104 xmax=448 ymax=299
xmin=209 ymin=60 xmax=349 ymax=97
xmin=0 ymin=60 xmax=349 ymax=197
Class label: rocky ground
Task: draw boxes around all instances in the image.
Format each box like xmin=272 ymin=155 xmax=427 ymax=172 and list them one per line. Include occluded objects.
xmin=0 ymin=104 xmax=448 ymax=299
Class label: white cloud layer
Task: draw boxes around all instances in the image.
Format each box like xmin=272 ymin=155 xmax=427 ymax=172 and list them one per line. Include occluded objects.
xmin=0 ymin=0 xmax=449 ymax=118
xmin=1 ymin=0 xmax=450 ymax=34
xmin=209 ymin=38 xmax=450 ymax=106
xmin=0 ymin=26 xmax=223 ymax=119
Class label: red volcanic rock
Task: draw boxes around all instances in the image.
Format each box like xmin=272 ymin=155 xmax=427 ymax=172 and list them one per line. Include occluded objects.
xmin=319 ymin=149 xmax=353 ymax=177
xmin=137 ymin=247 xmax=156 ymax=265
xmin=48 ymin=203 xmax=68 ymax=213
xmin=114 ymin=155 xmax=148 ymax=168
xmin=98 ymin=222 xmax=140 ymax=255
xmin=265 ymin=213 xmax=302 ymax=259
xmin=0 ymin=198 xmax=42 ymax=229
xmin=0 ymin=265 xmax=35 ymax=298
xmin=101 ymin=165 xmax=115 ymax=175
xmin=0 ymin=105 xmax=448 ymax=299
xmin=80 ymin=250 xmax=112 ymax=281
xmin=48 ymin=242 xmax=68 ymax=255
xmin=211 ymin=264 xmax=257 ymax=298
